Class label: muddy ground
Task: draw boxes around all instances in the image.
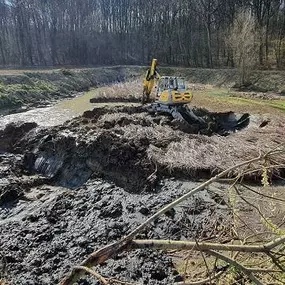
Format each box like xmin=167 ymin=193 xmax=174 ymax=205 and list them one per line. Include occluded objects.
xmin=0 ymin=177 xmax=230 ymax=285
xmin=0 ymin=104 xmax=284 ymax=284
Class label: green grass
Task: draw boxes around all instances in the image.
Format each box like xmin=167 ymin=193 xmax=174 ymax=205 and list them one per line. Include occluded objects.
xmin=268 ymin=100 xmax=285 ymax=111
xmin=208 ymin=88 xmax=285 ymax=111
xmin=203 ymin=88 xmax=230 ymax=97
xmin=0 ymin=67 xmax=126 ymax=111
xmin=227 ymin=95 xmax=285 ymax=112
xmin=192 ymin=87 xmax=285 ymax=115
xmin=0 ymin=81 xmax=57 ymax=94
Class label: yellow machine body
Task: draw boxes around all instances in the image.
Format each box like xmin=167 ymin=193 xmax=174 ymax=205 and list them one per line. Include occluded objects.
xmin=142 ymin=59 xmax=249 ymax=132
xmin=156 ymin=76 xmax=193 ymax=105
xmin=142 ymin=59 xmax=193 ymax=106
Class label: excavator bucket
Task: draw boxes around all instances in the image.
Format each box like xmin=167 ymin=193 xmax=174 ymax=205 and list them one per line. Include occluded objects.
xmin=171 ymin=106 xmax=250 ymax=135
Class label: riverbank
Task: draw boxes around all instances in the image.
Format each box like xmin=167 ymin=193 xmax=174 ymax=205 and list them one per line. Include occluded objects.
xmin=0 ymin=67 xmax=141 ymax=115
xmin=2 ymin=66 xmax=285 ymax=116
xmin=1 ymin=67 xmax=285 ymax=284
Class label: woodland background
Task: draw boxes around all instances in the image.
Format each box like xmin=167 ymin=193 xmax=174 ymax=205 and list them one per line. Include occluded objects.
xmin=0 ymin=0 xmax=285 ymax=68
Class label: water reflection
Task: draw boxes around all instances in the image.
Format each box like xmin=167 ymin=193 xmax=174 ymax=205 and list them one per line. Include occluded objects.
xmin=0 ymin=89 xmax=139 ymax=129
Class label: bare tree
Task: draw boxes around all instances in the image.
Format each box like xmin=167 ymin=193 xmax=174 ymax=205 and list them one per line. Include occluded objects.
xmin=0 ymin=0 xmax=284 ymax=68
xmin=228 ymin=10 xmax=259 ymax=86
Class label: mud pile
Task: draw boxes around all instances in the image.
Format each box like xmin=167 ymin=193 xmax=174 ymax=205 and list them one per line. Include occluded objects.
xmin=1 ymin=106 xmax=248 ymax=191
xmin=0 ymin=177 xmax=230 ymax=284
xmin=0 ymin=105 xmax=252 ymax=284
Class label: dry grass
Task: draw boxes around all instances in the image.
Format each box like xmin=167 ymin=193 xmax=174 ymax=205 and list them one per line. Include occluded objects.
xmin=90 ymin=79 xmax=142 ymax=101
xmin=83 ymin=80 xmax=285 ymax=179
xmin=88 ymin=107 xmax=285 ymax=179
xmin=147 ymin=126 xmax=284 ymax=176
xmin=192 ymin=87 xmax=285 ymax=117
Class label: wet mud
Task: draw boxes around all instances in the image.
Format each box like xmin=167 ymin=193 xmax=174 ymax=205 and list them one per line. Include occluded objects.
xmin=0 ymin=105 xmax=249 ymax=284
xmin=0 ymin=106 xmax=249 ymax=191
xmin=90 ymin=96 xmax=140 ymax=103
xmin=0 ymin=179 xmax=229 ymax=285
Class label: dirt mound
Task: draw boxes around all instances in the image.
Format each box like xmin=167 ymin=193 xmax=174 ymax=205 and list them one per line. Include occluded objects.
xmin=4 ymin=105 xmax=278 ymax=193
xmin=19 ymin=127 xmax=156 ymax=191
xmin=0 ymin=121 xmax=37 ymax=152
xmin=1 ymin=104 xmax=284 ymax=284
xmin=90 ymin=96 xmax=140 ymax=103
xmin=83 ymin=105 xmax=249 ymax=136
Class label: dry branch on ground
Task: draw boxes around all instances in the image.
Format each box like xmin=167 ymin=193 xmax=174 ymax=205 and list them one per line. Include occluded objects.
xmin=60 ymin=146 xmax=285 ymax=285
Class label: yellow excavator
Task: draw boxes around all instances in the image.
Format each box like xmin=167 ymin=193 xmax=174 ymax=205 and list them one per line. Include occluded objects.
xmin=143 ymin=58 xmax=192 ymax=104
xmin=143 ymin=59 xmax=205 ymax=126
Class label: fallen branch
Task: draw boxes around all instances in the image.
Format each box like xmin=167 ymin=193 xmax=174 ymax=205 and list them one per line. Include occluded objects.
xmin=207 ymin=250 xmax=263 ymax=285
xmin=128 ymin=237 xmax=285 ymax=253
xmin=60 ymin=149 xmax=284 ymax=285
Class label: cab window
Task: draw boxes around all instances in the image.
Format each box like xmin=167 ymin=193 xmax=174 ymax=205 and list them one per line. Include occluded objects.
xmin=177 ymin=78 xmax=185 ymax=90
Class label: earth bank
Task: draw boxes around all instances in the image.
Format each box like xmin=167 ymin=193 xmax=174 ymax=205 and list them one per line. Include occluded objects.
xmin=2 ymin=66 xmax=285 ymax=116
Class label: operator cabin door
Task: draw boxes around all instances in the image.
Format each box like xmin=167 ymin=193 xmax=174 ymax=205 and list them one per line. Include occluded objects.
xmin=157 ymin=77 xmax=169 ymax=98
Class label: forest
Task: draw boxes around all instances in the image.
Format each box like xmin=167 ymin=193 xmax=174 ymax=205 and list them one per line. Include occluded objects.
xmin=0 ymin=0 xmax=285 ymax=68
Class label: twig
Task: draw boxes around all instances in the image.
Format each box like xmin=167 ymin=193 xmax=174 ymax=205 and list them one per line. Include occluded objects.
xmin=266 ymin=251 xmax=285 ymax=272
xmin=268 ymin=272 xmax=285 ymax=284
xmin=207 ymin=250 xmax=263 ymax=285
xmin=73 ymin=266 xmax=108 ymax=285
xmin=195 ymin=238 xmax=212 ymax=284
xmin=175 ymin=270 xmax=225 ymax=285
xmin=240 ymin=183 xmax=285 ymax=203
xmin=248 ymin=268 xmax=283 ymax=273
xmin=233 ymin=185 xmax=277 ymax=232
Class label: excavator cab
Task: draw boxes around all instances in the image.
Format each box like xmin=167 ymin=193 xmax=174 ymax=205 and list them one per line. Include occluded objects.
xmin=156 ymin=76 xmax=193 ymax=105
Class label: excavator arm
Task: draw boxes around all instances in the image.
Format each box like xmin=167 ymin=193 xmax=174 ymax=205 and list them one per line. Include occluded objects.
xmin=142 ymin=59 xmax=160 ymax=104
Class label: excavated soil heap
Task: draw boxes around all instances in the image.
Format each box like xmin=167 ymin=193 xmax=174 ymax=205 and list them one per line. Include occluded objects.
xmin=0 ymin=105 xmax=252 ymax=192
xmin=0 ymin=105 xmax=283 ymax=284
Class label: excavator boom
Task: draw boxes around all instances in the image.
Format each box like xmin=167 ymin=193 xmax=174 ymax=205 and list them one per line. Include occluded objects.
xmin=142 ymin=59 xmax=160 ymax=104
xmin=142 ymin=59 xmax=250 ymax=134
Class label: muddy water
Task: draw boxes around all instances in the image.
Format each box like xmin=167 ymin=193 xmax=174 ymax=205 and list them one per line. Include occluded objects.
xmin=0 ymin=89 xmax=139 ymax=129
